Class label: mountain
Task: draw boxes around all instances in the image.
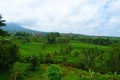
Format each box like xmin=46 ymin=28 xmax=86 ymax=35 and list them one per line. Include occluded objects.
xmin=0 ymin=23 xmax=47 ymax=34
xmin=1 ymin=23 xmax=118 ymax=37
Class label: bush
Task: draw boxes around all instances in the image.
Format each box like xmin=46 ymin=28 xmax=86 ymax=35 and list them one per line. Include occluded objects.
xmin=47 ymin=64 xmax=62 ymax=80
xmin=56 ymin=37 xmax=70 ymax=44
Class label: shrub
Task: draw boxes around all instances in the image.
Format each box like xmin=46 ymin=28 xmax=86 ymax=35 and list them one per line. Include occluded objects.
xmin=47 ymin=64 xmax=62 ymax=80
xmin=56 ymin=37 xmax=70 ymax=44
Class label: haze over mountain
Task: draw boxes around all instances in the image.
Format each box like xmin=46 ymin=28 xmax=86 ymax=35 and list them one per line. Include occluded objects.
xmin=0 ymin=0 xmax=120 ymax=37
xmin=0 ymin=23 xmax=45 ymax=34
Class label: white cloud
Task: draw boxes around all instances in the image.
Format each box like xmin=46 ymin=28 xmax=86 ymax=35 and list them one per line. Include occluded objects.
xmin=0 ymin=0 xmax=120 ymax=36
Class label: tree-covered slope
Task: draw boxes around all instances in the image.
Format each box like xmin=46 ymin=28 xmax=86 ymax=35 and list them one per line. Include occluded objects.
xmin=0 ymin=23 xmax=47 ymax=34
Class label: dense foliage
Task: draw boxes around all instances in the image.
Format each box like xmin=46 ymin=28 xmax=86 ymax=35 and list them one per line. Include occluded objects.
xmin=47 ymin=65 xmax=62 ymax=80
xmin=0 ymin=40 xmax=20 ymax=72
xmin=0 ymin=15 xmax=9 ymax=36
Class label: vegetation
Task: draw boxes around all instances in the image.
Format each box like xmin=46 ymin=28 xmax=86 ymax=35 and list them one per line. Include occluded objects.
xmin=0 ymin=15 xmax=120 ymax=80
xmin=0 ymin=40 xmax=19 ymax=72
xmin=47 ymin=64 xmax=62 ymax=80
xmin=0 ymin=15 xmax=9 ymax=36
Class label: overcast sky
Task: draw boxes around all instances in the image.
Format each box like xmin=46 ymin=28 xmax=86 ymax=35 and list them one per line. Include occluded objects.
xmin=0 ymin=0 xmax=120 ymax=36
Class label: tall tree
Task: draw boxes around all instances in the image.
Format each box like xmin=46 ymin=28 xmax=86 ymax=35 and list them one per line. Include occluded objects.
xmin=0 ymin=40 xmax=20 ymax=72
xmin=0 ymin=15 xmax=19 ymax=72
xmin=0 ymin=15 xmax=8 ymax=36
xmin=0 ymin=15 xmax=6 ymax=27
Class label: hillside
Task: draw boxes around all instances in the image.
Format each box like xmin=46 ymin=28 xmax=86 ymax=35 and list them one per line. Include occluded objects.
xmin=0 ymin=23 xmax=47 ymax=34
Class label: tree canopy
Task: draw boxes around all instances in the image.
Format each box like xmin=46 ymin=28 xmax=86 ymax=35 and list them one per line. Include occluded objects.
xmin=0 ymin=15 xmax=6 ymax=27
xmin=0 ymin=15 xmax=8 ymax=36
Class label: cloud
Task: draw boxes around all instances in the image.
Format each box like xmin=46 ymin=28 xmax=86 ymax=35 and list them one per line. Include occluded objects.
xmin=0 ymin=0 xmax=120 ymax=36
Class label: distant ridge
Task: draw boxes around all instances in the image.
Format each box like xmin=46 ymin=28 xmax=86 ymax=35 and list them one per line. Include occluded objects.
xmin=0 ymin=23 xmax=118 ymax=38
xmin=0 ymin=23 xmax=47 ymax=34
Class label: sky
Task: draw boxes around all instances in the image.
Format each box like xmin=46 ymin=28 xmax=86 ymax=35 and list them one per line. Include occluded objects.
xmin=0 ymin=0 xmax=120 ymax=37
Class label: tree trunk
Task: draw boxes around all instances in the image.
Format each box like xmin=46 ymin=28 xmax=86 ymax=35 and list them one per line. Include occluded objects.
xmin=14 ymin=72 xmax=17 ymax=80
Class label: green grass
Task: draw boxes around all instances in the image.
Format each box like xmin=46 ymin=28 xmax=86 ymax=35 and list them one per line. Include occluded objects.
xmin=20 ymin=43 xmax=42 ymax=56
xmin=19 ymin=41 xmax=110 ymax=56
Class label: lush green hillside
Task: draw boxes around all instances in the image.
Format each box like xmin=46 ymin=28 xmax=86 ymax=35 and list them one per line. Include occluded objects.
xmin=17 ymin=41 xmax=119 ymax=80
xmin=0 ymin=32 xmax=120 ymax=80
xmin=0 ymin=23 xmax=47 ymax=34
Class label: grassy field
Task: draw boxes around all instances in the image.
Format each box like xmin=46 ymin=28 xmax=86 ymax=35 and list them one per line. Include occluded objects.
xmin=15 ymin=41 xmax=118 ymax=80
xmin=19 ymin=41 xmax=109 ymax=56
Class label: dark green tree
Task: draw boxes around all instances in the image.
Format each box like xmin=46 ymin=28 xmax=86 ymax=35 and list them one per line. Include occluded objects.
xmin=0 ymin=15 xmax=6 ymax=27
xmin=0 ymin=40 xmax=20 ymax=72
xmin=0 ymin=15 xmax=8 ymax=36
xmin=47 ymin=32 xmax=60 ymax=44
xmin=30 ymin=55 xmax=40 ymax=71
xmin=108 ymin=43 xmax=120 ymax=73
xmin=0 ymin=15 xmax=19 ymax=73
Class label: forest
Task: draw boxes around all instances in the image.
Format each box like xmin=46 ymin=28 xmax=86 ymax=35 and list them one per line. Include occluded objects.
xmin=0 ymin=15 xmax=120 ymax=80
